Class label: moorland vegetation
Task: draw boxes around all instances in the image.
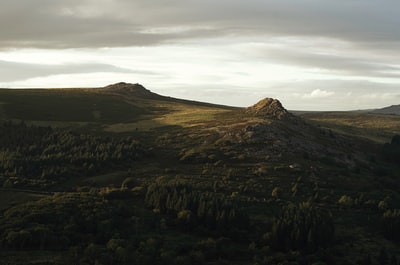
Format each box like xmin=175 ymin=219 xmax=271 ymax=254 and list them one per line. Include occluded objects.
xmin=0 ymin=83 xmax=399 ymax=264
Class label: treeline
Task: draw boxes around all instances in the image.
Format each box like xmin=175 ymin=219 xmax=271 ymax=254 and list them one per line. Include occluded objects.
xmin=145 ymin=180 xmax=249 ymax=232
xmin=0 ymin=185 xmax=343 ymax=264
xmin=0 ymin=121 xmax=147 ymax=188
xmin=0 ymin=190 xmax=246 ymax=265
xmin=0 ymin=192 xmax=129 ymax=250
xmin=268 ymin=202 xmax=334 ymax=252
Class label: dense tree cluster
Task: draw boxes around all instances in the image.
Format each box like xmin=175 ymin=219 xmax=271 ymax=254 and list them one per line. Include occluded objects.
xmin=0 ymin=190 xmax=246 ymax=265
xmin=0 ymin=192 xmax=140 ymax=250
xmin=0 ymin=121 xmax=146 ymax=188
xmin=267 ymin=202 xmax=334 ymax=252
xmin=145 ymin=180 xmax=249 ymax=232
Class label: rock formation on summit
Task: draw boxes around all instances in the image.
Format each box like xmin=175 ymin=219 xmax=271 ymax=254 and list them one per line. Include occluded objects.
xmin=102 ymin=82 xmax=159 ymax=99
xmin=245 ymin=98 xmax=291 ymax=120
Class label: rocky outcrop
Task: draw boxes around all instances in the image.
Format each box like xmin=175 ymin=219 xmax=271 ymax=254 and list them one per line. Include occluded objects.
xmin=102 ymin=82 xmax=160 ymax=99
xmin=246 ymin=98 xmax=291 ymax=120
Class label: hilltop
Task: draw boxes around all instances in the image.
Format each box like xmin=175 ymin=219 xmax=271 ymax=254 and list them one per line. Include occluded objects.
xmin=101 ymin=82 xmax=164 ymax=99
xmin=372 ymin=104 xmax=400 ymax=115
xmin=245 ymin=98 xmax=292 ymax=120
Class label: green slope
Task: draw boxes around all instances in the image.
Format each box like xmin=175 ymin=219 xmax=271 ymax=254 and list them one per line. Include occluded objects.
xmin=0 ymin=89 xmax=147 ymax=123
xmin=0 ymin=83 xmax=237 ymax=131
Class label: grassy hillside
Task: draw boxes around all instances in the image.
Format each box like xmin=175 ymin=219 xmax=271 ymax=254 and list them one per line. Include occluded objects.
xmin=0 ymin=85 xmax=236 ymax=132
xmin=0 ymin=84 xmax=399 ymax=265
xmin=299 ymin=111 xmax=400 ymax=143
xmin=0 ymin=89 xmax=147 ymax=122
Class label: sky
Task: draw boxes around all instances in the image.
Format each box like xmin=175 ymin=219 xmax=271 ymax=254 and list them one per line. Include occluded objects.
xmin=1 ymin=0 xmax=400 ymax=110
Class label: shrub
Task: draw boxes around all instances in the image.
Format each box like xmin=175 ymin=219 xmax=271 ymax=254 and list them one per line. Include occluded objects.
xmin=338 ymin=195 xmax=354 ymax=207
xmin=271 ymin=187 xmax=280 ymax=199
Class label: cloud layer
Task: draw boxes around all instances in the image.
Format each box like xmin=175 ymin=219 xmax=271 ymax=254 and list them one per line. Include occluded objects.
xmin=0 ymin=0 xmax=399 ymax=110
xmin=0 ymin=60 xmax=139 ymax=82
xmin=1 ymin=0 xmax=399 ymax=49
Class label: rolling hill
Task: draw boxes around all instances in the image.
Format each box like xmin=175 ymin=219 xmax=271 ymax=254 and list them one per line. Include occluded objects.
xmin=0 ymin=83 xmax=399 ymax=265
xmin=372 ymin=104 xmax=400 ymax=115
xmin=0 ymin=82 xmax=237 ymax=130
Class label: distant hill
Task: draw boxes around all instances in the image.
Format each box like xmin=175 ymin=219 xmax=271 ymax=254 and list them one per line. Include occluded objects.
xmin=0 ymin=83 xmax=236 ymax=129
xmin=371 ymin=104 xmax=400 ymax=115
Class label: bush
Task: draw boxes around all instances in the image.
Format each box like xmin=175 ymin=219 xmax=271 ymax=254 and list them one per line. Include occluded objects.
xmin=271 ymin=187 xmax=280 ymax=199
xmin=338 ymin=195 xmax=354 ymax=207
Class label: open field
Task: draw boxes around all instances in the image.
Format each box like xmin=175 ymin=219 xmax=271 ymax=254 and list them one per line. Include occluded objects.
xmin=299 ymin=111 xmax=400 ymax=143
xmin=105 ymin=106 xmax=233 ymax=132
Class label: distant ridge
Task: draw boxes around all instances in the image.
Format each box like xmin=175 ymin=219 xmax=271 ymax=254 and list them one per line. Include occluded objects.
xmin=372 ymin=104 xmax=400 ymax=115
xmin=246 ymin=98 xmax=291 ymax=120
xmin=100 ymin=82 xmax=239 ymax=110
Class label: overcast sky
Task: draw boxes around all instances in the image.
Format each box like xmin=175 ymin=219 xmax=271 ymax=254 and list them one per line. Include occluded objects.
xmin=1 ymin=0 xmax=399 ymax=110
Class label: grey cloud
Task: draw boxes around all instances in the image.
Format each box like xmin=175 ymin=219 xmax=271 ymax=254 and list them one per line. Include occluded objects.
xmin=0 ymin=60 xmax=142 ymax=82
xmin=1 ymin=0 xmax=399 ymax=49
xmin=0 ymin=0 xmax=223 ymax=49
xmin=255 ymin=48 xmax=400 ymax=79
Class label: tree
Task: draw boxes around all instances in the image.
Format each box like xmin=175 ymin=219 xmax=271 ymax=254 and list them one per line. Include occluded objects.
xmin=177 ymin=210 xmax=196 ymax=230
